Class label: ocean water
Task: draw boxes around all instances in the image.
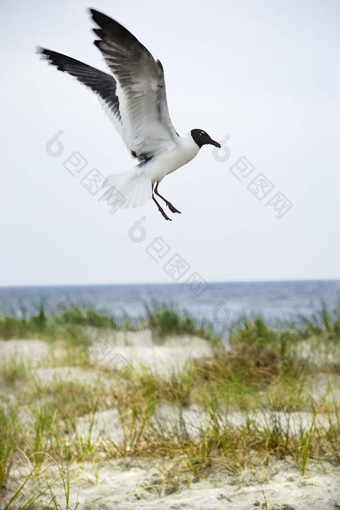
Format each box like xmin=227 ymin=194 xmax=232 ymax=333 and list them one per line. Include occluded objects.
xmin=0 ymin=280 xmax=339 ymax=333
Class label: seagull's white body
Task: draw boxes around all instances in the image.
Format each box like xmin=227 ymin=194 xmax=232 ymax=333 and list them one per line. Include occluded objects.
xmin=106 ymin=133 xmax=200 ymax=208
xmin=145 ymin=133 xmax=200 ymax=183
xmin=38 ymin=9 xmax=220 ymax=219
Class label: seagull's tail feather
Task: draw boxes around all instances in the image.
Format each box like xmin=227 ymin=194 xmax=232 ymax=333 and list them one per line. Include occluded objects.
xmin=103 ymin=167 xmax=152 ymax=209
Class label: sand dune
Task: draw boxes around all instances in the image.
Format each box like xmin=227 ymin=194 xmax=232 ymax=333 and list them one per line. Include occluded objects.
xmin=1 ymin=332 xmax=339 ymax=509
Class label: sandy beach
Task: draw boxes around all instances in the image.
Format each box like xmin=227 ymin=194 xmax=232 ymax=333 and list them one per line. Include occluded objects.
xmin=1 ymin=311 xmax=339 ymax=509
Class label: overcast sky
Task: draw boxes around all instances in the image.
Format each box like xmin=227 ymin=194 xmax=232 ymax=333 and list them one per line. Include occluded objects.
xmin=0 ymin=0 xmax=339 ymax=286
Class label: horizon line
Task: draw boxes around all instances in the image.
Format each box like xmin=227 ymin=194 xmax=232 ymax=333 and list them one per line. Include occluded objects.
xmin=0 ymin=277 xmax=339 ymax=290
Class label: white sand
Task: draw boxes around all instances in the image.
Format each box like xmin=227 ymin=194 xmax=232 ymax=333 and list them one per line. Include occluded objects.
xmin=0 ymin=338 xmax=49 ymax=364
xmin=13 ymin=458 xmax=339 ymax=510
xmin=32 ymin=366 xmax=111 ymax=386
xmin=88 ymin=329 xmax=213 ymax=374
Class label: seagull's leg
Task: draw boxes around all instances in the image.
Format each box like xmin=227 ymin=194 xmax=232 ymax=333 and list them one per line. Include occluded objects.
xmin=152 ymin=195 xmax=172 ymax=221
xmin=154 ymin=182 xmax=181 ymax=214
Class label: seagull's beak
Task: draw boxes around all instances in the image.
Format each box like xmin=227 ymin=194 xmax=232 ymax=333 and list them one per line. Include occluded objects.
xmin=210 ymin=139 xmax=221 ymax=148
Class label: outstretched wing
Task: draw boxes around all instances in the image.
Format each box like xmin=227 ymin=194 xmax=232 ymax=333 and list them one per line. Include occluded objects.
xmin=37 ymin=48 xmax=127 ymax=145
xmin=90 ymin=9 xmax=179 ymax=161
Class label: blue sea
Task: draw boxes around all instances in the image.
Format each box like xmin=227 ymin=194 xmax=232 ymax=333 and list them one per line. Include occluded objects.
xmin=0 ymin=280 xmax=339 ymax=333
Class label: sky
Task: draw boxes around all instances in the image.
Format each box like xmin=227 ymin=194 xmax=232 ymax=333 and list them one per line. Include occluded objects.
xmin=0 ymin=0 xmax=339 ymax=286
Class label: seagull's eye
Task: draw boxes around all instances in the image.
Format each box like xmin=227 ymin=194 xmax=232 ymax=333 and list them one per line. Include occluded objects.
xmin=200 ymin=131 xmax=205 ymax=137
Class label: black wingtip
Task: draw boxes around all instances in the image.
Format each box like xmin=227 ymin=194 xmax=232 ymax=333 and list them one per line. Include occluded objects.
xmin=36 ymin=47 xmax=67 ymax=72
xmin=88 ymin=8 xmax=97 ymax=18
xmin=89 ymin=8 xmax=113 ymax=28
xmin=36 ymin=46 xmax=50 ymax=58
xmin=88 ymin=7 xmax=141 ymax=48
xmin=93 ymin=27 xmax=105 ymax=38
xmin=88 ymin=8 xmax=108 ymax=29
xmin=36 ymin=46 xmax=51 ymax=59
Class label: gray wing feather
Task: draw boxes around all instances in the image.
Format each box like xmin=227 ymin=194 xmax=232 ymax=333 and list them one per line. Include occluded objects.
xmin=90 ymin=9 xmax=179 ymax=160
xmin=37 ymin=47 xmax=128 ymax=148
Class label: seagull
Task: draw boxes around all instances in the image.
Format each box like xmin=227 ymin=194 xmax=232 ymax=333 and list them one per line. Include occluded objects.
xmin=38 ymin=9 xmax=221 ymax=221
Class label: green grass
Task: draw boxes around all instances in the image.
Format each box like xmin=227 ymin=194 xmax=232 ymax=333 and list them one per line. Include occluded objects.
xmin=0 ymin=405 xmax=20 ymax=489
xmin=145 ymin=304 xmax=201 ymax=338
xmin=0 ymin=355 xmax=31 ymax=386
xmin=57 ymin=305 xmax=119 ymax=329
xmin=297 ymin=300 xmax=340 ymax=341
xmin=0 ymin=304 xmax=135 ymax=341
xmin=0 ymin=303 xmax=339 ymax=507
xmin=144 ymin=303 xmax=220 ymax=343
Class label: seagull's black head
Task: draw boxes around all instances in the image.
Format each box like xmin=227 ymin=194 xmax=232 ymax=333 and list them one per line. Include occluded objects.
xmin=191 ymin=129 xmax=221 ymax=149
